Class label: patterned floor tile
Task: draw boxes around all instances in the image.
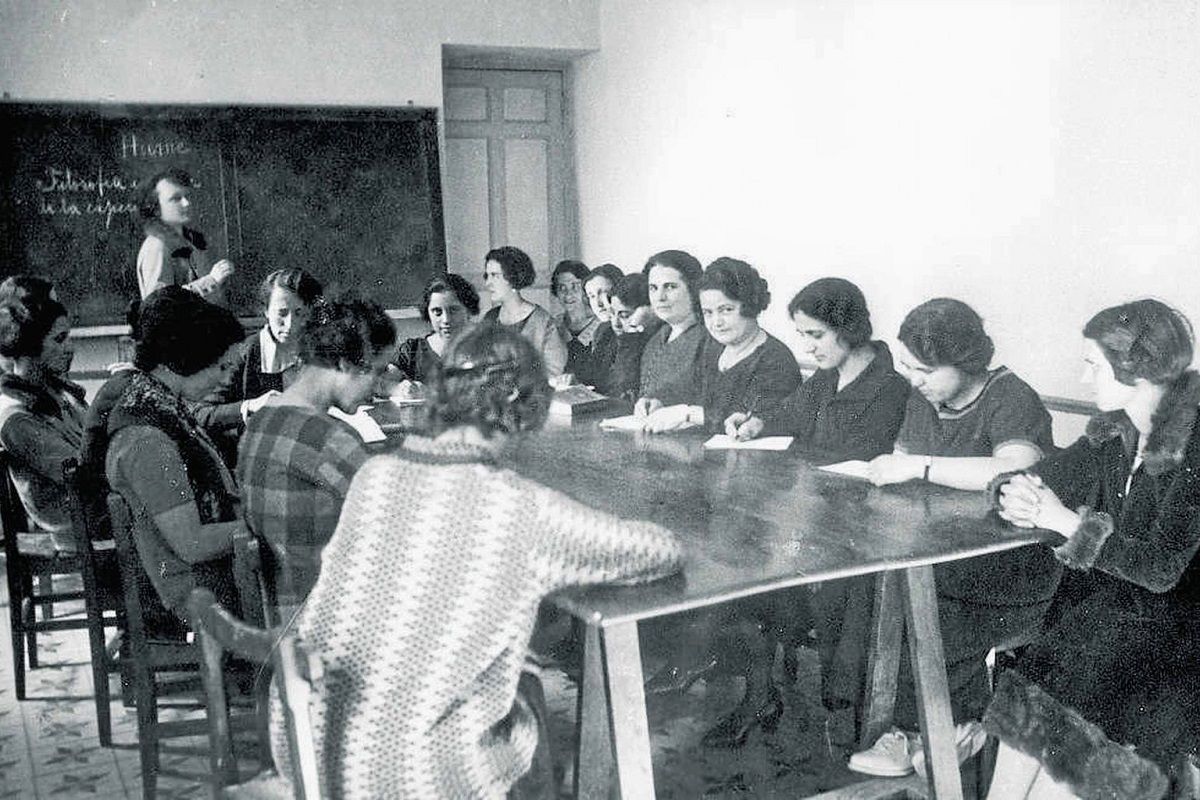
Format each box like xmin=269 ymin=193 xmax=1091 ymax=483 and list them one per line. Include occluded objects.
xmin=37 ymin=764 xmax=127 ymax=797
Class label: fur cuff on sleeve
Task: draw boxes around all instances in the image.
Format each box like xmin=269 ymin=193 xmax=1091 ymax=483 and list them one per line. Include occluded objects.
xmin=1053 ymin=507 xmax=1114 ymax=570
xmin=984 ymin=672 xmax=1167 ymax=800
xmin=986 ymin=470 xmax=1023 ymax=510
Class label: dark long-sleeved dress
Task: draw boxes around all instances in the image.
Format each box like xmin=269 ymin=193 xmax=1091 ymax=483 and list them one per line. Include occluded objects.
xmin=695 ymin=333 xmax=801 ymax=432
xmin=984 ymin=372 xmax=1200 ymax=794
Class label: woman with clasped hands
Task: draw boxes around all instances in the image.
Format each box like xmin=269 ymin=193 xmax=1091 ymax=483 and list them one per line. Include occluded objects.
xmin=985 ymin=300 xmax=1200 ymax=798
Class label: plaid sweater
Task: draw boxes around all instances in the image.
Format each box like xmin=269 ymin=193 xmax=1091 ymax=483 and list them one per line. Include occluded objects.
xmin=275 ymin=435 xmax=682 ymax=799
xmin=238 ymin=403 xmax=368 ymax=608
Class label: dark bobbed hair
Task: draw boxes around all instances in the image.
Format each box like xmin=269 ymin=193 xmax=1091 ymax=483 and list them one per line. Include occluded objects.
xmin=898 ymin=298 xmax=994 ymax=376
xmin=551 ymin=260 xmax=589 ymax=292
xmin=0 ymin=275 xmax=56 ymax=306
xmin=611 ymin=273 xmax=650 ymax=309
xmin=697 ymin=257 xmax=771 ymax=318
xmin=485 ymin=246 xmax=536 ymax=290
xmin=787 ymin=277 xmax=873 ymax=349
xmin=258 ymin=268 xmax=323 ymax=309
xmin=1083 ymin=299 xmax=1194 ymax=387
xmin=300 ymin=294 xmax=397 ymax=371
xmin=138 ymin=168 xmax=194 ymax=221
xmin=586 ymin=263 xmax=625 ymax=289
xmin=134 ymin=286 xmax=244 ymax=375
xmin=642 ymin=249 xmax=703 ymax=312
xmin=426 ymin=324 xmax=552 ymax=438
xmin=0 ymin=295 xmax=68 ymax=360
xmin=421 ymin=273 xmax=481 ymax=322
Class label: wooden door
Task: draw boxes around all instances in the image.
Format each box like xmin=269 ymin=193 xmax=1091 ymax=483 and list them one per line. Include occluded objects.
xmin=442 ymin=67 xmax=575 ymax=308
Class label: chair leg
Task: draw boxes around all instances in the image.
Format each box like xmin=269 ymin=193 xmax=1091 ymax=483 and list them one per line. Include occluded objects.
xmin=37 ymin=570 xmax=55 ymax=621
xmin=87 ymin=617 xmax=113 ymax=746
xmin=9 ymin=622 xmax=26 ymax=700
xmin=134 ymin=663 xmax=160 ymax=799
xmin=21 ymin=595 xmax=39 ymax=670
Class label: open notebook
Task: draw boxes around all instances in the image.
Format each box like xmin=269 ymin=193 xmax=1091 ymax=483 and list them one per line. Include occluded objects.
xmin=817 ymin=460 xmax=871 ymax=480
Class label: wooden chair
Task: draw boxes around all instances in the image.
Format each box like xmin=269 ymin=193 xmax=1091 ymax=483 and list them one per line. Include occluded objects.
xmin=60 ymin=458 xmax=128 ymax=746
xmin=188 ymin=587 xmax=323 ymax=800
xmin=0 ymin=448 xmax=89 ymax=699
xmin=106 ymin=491 xmax=208 ymax=799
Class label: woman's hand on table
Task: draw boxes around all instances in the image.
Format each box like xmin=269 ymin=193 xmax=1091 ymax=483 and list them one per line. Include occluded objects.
xmin=866 ymin=453 xmax=923 ymax=486
xmin=643 ymin=404 xmax=698 ymax=433
xmin=997 ymin=473 xmax=1079 ymax=535
xmin=633 ymin=396 xmax=663 ymax=418
xmin=390 ymin=379 xmax=426 ymax=402
xmin=724 ymin=412 xmax=764 ymax=441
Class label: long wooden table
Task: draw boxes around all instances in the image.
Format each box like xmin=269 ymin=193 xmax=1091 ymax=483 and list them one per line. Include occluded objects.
xmin=499 ymin=419 xmax=1053 ymax=800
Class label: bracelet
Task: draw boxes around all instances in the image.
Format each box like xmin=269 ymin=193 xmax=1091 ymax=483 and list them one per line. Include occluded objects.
xmin=922 ymin=455 xmax=933 ymax=482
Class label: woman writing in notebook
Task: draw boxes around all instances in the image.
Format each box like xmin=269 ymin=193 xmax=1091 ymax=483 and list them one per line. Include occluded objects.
xmin=985 ymin=299 xmax=1200 ymax=798
xmin=387 ymin=272 xmax=479 ymax=398
xmin=641 ymin=257 xmax=800 ymax=433
xmin=238 ymin=295 xmax=396 ymax=613
xmin=846 ymin=298 xmax=1059 ymax=778
xmin=700 ymin=277 xmax=911 ymax=749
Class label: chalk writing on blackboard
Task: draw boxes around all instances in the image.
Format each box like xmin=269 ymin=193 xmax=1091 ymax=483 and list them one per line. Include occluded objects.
xmin=29 ymin=166 xmax=140 ymax=228
xmin=119 ymin=134 xmax=193 ymax=159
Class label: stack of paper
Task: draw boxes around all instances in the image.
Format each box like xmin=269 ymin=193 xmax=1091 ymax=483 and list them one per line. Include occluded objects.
xmin=702 ymin=434 xmax=794 ymax=451
xmin=818 ymin=460 xmax=871 ymax=479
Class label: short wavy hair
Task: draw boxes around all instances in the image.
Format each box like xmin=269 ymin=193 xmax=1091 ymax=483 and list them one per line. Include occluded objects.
xmin=0 ymin=274 xmax=56 ymax=306
xmin=551 ymin=260 xmax=589 ymax=293
xmin=300 ymin=294 xmax=397 ymax=371
xmin=642 ymin=249 xmax=703 ymax=312
xmin=1083 ymin=299 xmax=1194 ymax=387
xmin=698 ymin=257 xmax=771 ymax=318
xmin=485 ymin=246 xmax=536 ymax=290
xmin=421 ymin=273 xmax=480 ymax=322
xmin=258 ymin=268 xmax=323 ymax=309
xmin=586 ymin=263 xmax=625 ymax=291
xmin=0 ymin=295 xmax=67 ymax=360
xmin=611 ymin=273 xmax=650 ymax=309
xmin=137 ymin=167 xmax=194 ymax=221
xmin=426 ymin=324 xmax=551 ymax=438
xmin=898 ymin=298 xmax=994 ymax=376
xmin=787 ymin=277 xmax=873 ymax=349
xmin=134 ymin=286 xmax=245 ymax=375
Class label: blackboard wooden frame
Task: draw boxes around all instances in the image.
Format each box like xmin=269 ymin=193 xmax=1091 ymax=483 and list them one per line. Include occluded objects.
xmin=0 ymin=101 xmax=446 ymax=327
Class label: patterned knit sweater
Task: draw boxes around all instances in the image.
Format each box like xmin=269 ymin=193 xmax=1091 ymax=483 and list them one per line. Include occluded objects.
xmin=273 ymin=435 xmax=683 ymax=799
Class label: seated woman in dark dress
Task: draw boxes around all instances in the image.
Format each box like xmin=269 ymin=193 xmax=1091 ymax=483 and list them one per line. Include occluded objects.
xmin=634 ymin=249 xmax=710 ymax=413
xmin=574 ymin=262 xmax=624 ymax=389
xmin=104 ymin=286 xmax=248 ymax=626
xmin=986 ymin=300 xmax=1200 ymax=799
xmin=193 ymin=268 xmax=324 ymax=459
xmin=386 ymin=272 xmax=479 ymax=399
xmin=846 ymin=298 xmax=1057 ymax=778
xmin=551 ymin=260 xmax=601 ymax=379
xmin=701 ymin=278 xmax=911 ymax=749
xmin=642 ymin=257 xmax=800 ymax=433
xmin=601 ymin=272 xmax=662 ymax=399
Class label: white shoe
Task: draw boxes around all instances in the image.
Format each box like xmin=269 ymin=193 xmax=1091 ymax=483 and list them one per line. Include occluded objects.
xmin=911 ymin=720 xmax=988 ymax=778
xmin=848 ymin=729 xmax=915 ymax=777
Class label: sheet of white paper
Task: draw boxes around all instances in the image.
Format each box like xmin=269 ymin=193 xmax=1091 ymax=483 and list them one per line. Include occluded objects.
xmin=328 ymin=406 xmax=388 ymax=443
xmin=818 ymin=460 xmax=871 ymax=479
xmin=703 ymin=434 xmax=794 ymax=451
xmin=598 ymin=414 xmax=646 ymax=431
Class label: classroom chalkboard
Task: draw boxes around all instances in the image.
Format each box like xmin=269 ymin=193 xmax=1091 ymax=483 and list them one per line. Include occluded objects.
xmin=0 ymin=103 xmax=445 ymax=326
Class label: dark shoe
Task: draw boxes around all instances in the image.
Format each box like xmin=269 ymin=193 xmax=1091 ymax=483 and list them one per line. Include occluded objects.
xmin=644 ymin=655 xmax=719 ymax=695
xmin=701 ymin=688 xmax=784 ymax=749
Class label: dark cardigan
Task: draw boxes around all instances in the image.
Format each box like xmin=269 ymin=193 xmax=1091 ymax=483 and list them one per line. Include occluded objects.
xmin=762 ymin=340 xmax=910 ymax=462
xmin=985 ymin=371 xmax=1200 ymax=793
xmin=696 ymin=333 xmax=802 ymax=432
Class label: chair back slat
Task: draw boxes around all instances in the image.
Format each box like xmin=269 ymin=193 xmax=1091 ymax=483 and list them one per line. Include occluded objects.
xmin=106 ymin=493 xmax=151 ymax=656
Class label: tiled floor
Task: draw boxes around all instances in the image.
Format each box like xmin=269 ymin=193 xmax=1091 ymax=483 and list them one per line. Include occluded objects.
xmin=2 ymin=556 xmax=882 ymax=798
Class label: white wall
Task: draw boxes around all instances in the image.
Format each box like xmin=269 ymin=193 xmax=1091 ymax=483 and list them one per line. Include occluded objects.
xmin=573 ymin=0 xmax=1200 ymax=402
xmin=0 ymin=0 xmax=598 ymax=106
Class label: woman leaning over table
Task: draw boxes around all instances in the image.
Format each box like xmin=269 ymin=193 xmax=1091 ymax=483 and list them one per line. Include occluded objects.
xmin=551 ymin=259 xmax=601 ymax=375
xmin=238 ymin=294 xmax=396 ymax=613
xmin=699 ymin=277 xmax=911 ymax=750
xmin=269 ymin=324 xmax=682 ymax=799
xmin=481 ymin=245 xmax=568 ymax=378
xmin=641 ymin=257 xmax=799 ymax=433
xmin=104 ymin=286 xmax=248 ymax=626
xmin=386 ymin=272 xmax=479 ymax=398
xmin=846 ymin=298 xmax=1060 ymax=779
xmin=574 ymin=262 xmax=625 ymax=390
xmin=603 ymin=272 xmax=663 ymax=400
xmin=984 ymin=299 xmax=1200 ymax=799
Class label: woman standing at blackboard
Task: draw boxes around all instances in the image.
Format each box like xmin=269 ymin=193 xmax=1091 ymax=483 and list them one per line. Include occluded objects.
xmin=481 ymin=246 xmax=568 ymax=378
xmin=136 ymin=168 xmax=236 ymax=307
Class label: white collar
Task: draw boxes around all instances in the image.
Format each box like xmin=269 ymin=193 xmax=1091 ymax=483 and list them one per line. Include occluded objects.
xmin=258 ymin=326 xmax=298 ymax=374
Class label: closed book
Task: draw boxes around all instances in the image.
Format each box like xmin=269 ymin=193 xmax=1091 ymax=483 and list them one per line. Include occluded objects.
xmin=549 ymin=385 xmax=621 ymax=417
